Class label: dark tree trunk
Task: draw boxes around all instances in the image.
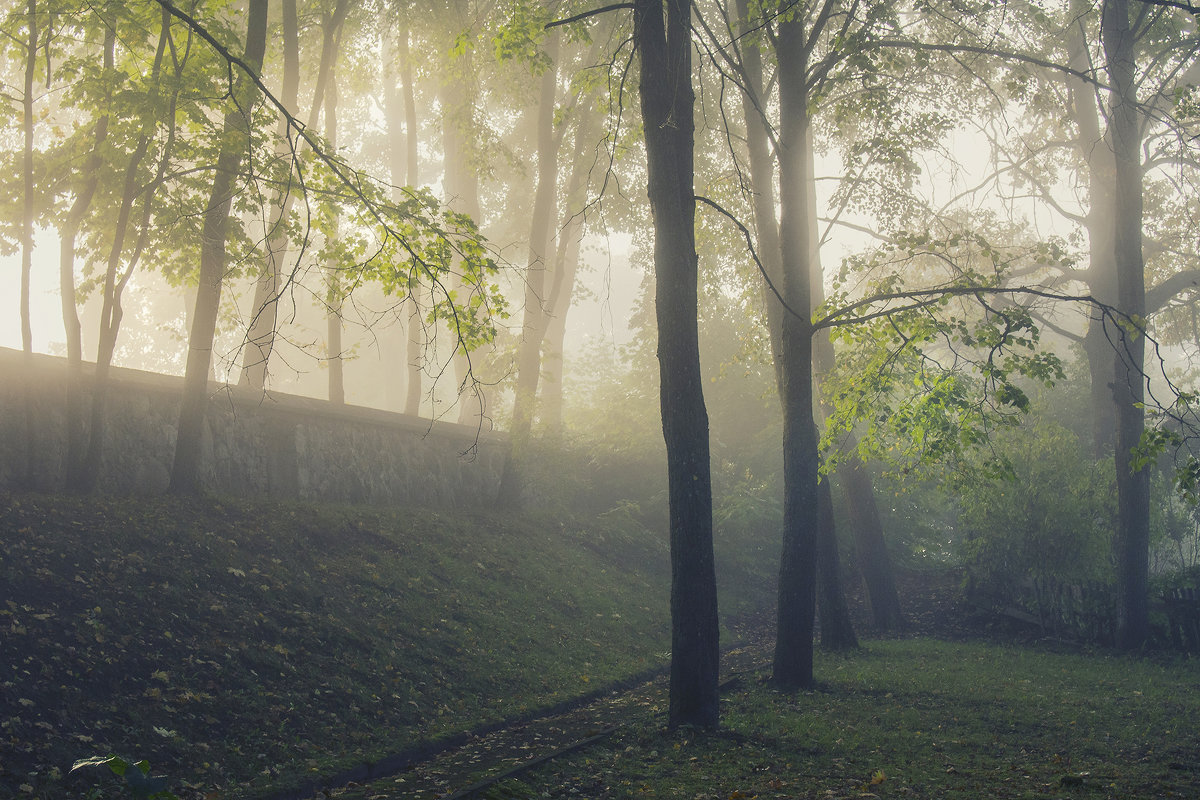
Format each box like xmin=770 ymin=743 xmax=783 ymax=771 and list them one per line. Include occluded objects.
xmin=736 ymin=0 xmax=857 ymax=660
xmin=171 ymin=0 xmax=269 ymax=494
xmin=497 ymin=34 xmax=561 ymax=507
xmin=636 ymin=0 xmax=720 ymax=729
xmin=1102 ymin=0 xmax=1150 ymax=650
xmin=772 ymin=14 xmax=819 ymax=690
xmin=842 ymin=453 xmax=904 ymax=630
xmin=816 ymin=475 xmax=858 ymax=650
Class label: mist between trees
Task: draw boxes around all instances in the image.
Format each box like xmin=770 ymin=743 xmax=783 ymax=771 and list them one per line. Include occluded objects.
xmin=5 ymin=0 xmax=1200 ymax=728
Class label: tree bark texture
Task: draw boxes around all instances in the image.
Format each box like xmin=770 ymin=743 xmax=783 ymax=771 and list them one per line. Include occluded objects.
xmin=1101 ymin=0 xmax=1150 ymax=650
xmin=772 ymin=13 xmax=819 ymax=690
xmin=816 ymin=475 xmax=858 ymax=650
xmin=636 ymin=0 xmax=720 ymax=728
xmin=170 ymin=0 xmax=269 ymax=494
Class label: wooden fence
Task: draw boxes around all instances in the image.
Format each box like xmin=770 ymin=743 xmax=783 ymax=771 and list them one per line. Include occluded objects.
xmin=1022 ymin=577 xmax=1116 ymax=646
xmin=1164 ymin=587 xmax=1200 ymax=653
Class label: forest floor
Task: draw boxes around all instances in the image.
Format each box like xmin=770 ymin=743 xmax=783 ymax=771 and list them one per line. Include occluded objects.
xmin=320 ymin=570 xmax=1200 ymax=800
xmin=0 ymin=491 xmax=774 ymax=800
xmin=4 ymin=492 xmax=1198 ymax=800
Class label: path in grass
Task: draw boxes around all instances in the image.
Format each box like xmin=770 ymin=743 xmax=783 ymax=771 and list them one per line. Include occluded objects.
xmin=313 ymin=574 xmax=1200 ymax=800
xmin=295 ymin=624 xmax=774 ymax=799
xmin=384 ymin=638 xmax=1200 ymax=800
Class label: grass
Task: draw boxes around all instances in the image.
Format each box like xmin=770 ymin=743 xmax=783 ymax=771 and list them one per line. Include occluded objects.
xmin=0 ymin=491 xmax=775 ymax=800
xmin=7 ymin=489 xmax=1200 ymax=800
xmin=483 ymin=639 xmax=1200 ymax=799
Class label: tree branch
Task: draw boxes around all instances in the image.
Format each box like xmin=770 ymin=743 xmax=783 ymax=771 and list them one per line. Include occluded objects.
xmin=695 ymin=194 xmax=807 ymax=322
xmin=1147 ymin=268 xmax=1200 ymax=313
xmin=546 ymin=3 xmax=635 ymax=30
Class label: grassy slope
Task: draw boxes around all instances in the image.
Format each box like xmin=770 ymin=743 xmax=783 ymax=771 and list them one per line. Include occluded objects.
xmin=490 ymin=639 xmax=1200 ymax=799
xmin=0 ymin=492 xmax=775 ymax=800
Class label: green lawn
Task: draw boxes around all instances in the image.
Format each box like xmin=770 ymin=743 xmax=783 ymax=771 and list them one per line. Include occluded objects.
xmin=485 ymin=639 xmax=1200 ymax=799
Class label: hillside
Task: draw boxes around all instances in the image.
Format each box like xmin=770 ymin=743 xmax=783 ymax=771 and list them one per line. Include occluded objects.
xmin=0 ymin=492 xmax=776 ymax=799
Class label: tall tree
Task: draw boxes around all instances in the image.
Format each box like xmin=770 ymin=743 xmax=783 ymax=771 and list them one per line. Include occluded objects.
xmin=58 ymin=23 xmax=114 ymax=490
xmin=497 ymin=30 xmax=561 ymax=506
xmin=382 ymin=11 xmax=425 ymax=415
xmin=1101 ymin=0 xmax=1150 ymax=649
xmin=171 ymin=0 xmax=270 ymax=494
xmin=636 ymin=0 xmax=720 ymax=727
xmin=239 ymin=0 xmax=299 ymax=391
xmin=19 ymin=0 xmax=39 ymax=487
xmin=540 ymin=97 xmax=603 ymax=434
xmin=771 ymin=6 xmax=820 ymax=688
xmin=727 ymin=0 xmax=862 ymax=646
xmin=78 ymin=6 xmax=184 ymax=494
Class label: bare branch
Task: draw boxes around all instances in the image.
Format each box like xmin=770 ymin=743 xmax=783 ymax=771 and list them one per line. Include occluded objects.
xmin=546 ymin=3 xmax=635 ymax=31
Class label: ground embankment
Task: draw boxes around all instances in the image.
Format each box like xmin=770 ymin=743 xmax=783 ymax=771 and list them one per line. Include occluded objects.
xmin=0 ymin=492 xmax=776 ymax=799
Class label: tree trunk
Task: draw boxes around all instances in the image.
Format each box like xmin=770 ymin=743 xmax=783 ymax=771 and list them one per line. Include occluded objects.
xmin=400 ymin=23 xmax=423 ymax=416
xmin=384 ymin=19 xmax=424 ymax=415
xmin=636 ymin=0 xmax=720 ymax=729
xmin=1068 ymin=0 xmax=1119 ymax=457
xmin=76 ymin=10 xmax=175 ymax=494
xmin=324 ymin=51 xmax=345 ymax=405
xmin=816 ymin=475 xmax=858 ymax=650
xmin=842 ymin=454 xmax=904 ymax=629
xmin=438 ymin=50 xmax=488 ymax=427
xmin=803 ymin=124 xmax=862 ymax=644
xmin=541 ymin=101 xmax=601 ymax=435
xmin=735 ymin=0 xmax=856 ymax=657
xmin=170 ymin=0 xmax=269 ymax=494
xmin=497 ymin=34 xmax=561 ymax=506
xmin=773 ymin=13 xmax=819 ymax=690
xmin=60 ymin=26 xmax=115 ymax=491
xmin=1102 ymin=0 xmax=1150 ymax=650
xmin=21 ymin=0 xmax=38 ymax=488
xmin=240 ymin=0 xmax=299 ymax=390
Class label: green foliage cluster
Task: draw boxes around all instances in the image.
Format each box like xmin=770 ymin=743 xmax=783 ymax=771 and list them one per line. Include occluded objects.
xmin=953 ymin=418 xmax=1116 ymax=601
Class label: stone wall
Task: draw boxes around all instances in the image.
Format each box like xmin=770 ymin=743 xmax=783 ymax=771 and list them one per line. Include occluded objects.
xmin=0 ymin=348 xmax=505 ymax=507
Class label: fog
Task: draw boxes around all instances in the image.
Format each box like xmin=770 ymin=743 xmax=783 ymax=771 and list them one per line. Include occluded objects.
xmin=3 ymin=0 xmax=1200 ymax=678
